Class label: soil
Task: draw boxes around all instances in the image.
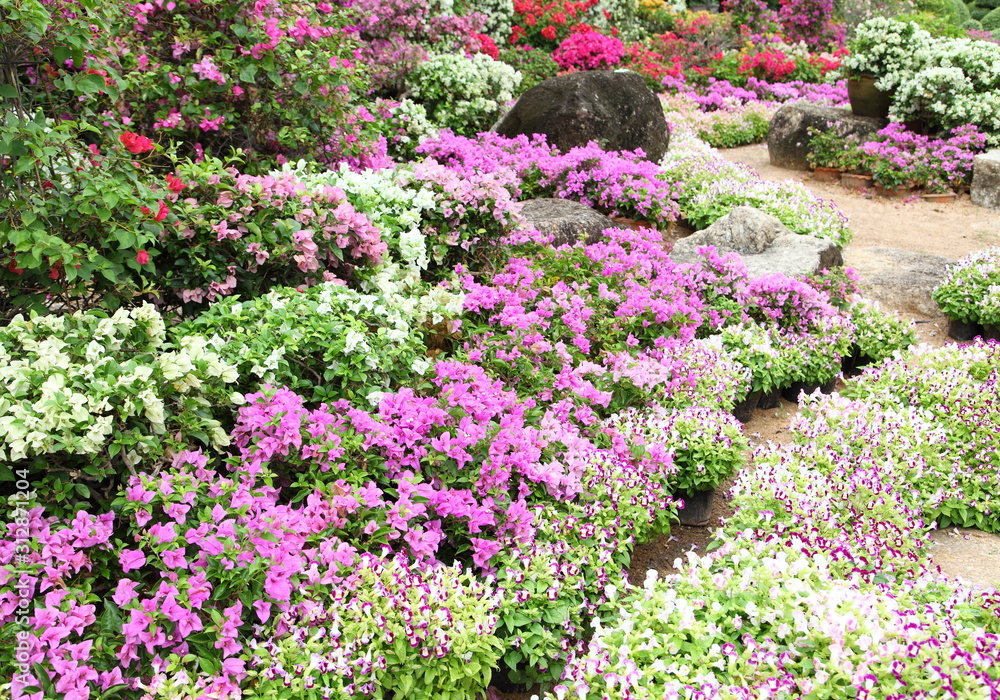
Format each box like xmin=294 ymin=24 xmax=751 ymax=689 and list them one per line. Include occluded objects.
xmin=494 ymin=142 xmax=1000 ymax=699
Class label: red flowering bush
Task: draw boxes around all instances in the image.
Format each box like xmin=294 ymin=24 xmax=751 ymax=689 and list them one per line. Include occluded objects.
xmin=551 ymin=29 xmax=625 ymax=71
xmin=738 ymin=48 xmax=798 ymax=80
xmin=509 ymin=0 xmax=599 ymax=50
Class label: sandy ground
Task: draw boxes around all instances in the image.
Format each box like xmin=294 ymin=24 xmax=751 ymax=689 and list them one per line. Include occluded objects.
xmin=497 ymin=142 xmax=1000 ymax=698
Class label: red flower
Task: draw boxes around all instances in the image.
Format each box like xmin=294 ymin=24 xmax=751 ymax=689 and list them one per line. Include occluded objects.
xmin=119 ymin=132 xmax=155 ymax=154
xmin=541 ymin=25 xmax=557 ymax=40
xmin=154 ymin=201 xmax=169 ymax=222
xmin=141 ymin=206 xmax=152 ymax=217
xmin=135 ymin=250 xmax=151 ymax=265
xmin=165 ymin=173 xmax=187 ymax=193
xmin=7 ymin=259 xmax=24 ymax=275
xmin=48 ymin=267 xmax=60 ymax=280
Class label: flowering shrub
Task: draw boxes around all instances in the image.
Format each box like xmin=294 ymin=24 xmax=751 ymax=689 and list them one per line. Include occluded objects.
xmin=408 ymin=52 xmax=521 ymax=135
xmin=0 ymin=305 xmax=235 ymax=516
xmin=0 ymin=448 xmax=507 ymax=699
xmin=847 ymin=297 xmax=918 ymax=362
xmin=662 ymin=128 xmax=853 ymax=248
xmin=509 ymin=0 xmax=600 ymax=49
xmin=777 ymin=0 xmax=845 ymax=50
xmin=173 ymin=281 xmax=463 ymax=405
xmin=551 ymin=29 xmax=625 ymax=70
xmin=861 ymin=123 xmax=988 ymax=190
xmin=662 ymin=92 xmax=774 ymax=148
xmin=280 ymin=157 xmax=525 ymax=284
xmin=841 ymin=16 xmax=931 ymax=79
xmin=157 ymin=157 xmax=386 ymax=306
xmin=609 ymin=404 xmax=748 ymax=495
xmin=344 ymin=0 xmax=487 ymax=97
xmin=0 ymin=117 xmax=175 ymax=320
xmin=932 ymin=248 xmax=1000 ymax=326
xmin=841 ymin=341 xmax=1000 ymax=530
xmin=418 ymin=132 xmax=683 ymax=227
xmin=109 ymin=0 xmax=374 ymax=170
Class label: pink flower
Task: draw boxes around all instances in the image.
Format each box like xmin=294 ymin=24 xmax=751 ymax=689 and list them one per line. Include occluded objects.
xmin=119 ymin=549 xmax=146 ymax=573
xmin=135 ymin=250 xmax=151 ymax=265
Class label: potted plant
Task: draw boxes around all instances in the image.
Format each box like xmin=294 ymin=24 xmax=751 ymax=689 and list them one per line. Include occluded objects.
xmin=932 ymin=248 xmax=1000 ymax=341
xmin=806 ymin=126 xmax=846 ymax=182
xmin=609 ymin=405 xmax=748 ymax=526
xmin=840 ymin=17 xmax=931 ymax=118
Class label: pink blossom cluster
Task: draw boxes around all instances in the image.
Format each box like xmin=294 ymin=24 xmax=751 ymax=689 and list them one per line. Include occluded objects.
xmin=551 ymin=30 xmax=624 ymax=71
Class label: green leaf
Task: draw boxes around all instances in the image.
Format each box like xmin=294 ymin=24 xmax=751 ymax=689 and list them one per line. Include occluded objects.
xmin=100 ymin=600 xmax=124 ymax=634
xmin=0 ymin=84 xmax=18 ymax=99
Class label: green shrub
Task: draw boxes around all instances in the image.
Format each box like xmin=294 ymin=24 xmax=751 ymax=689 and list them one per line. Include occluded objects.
xmin=897 ymin=10 xmax=968 ymax=34
xmin=971 ymin=5 xmax=990 ymax=19
xmin=963 ymin=17 xmax=984 ymax=27
xmin=172 ymin=282 xmax=464 ymax=405
xmin=983 ymin=6 xmax=1000 ymax=28
xmin=948 ymin=0 xmax=973 ymax=21
xmin=498 ymin=46 xmax=560 ymax=92
xmin=0 ymin=113 xmax=172 ymax=320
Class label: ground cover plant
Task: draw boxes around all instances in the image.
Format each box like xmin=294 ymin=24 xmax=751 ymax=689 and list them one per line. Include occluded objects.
xmin=4 ymin=0 xmax=1000 ymax=697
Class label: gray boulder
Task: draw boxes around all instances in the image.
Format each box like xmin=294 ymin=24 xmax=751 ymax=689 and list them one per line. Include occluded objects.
xmin=767 ymin=102 xmax=886 ymax=171
xmin=844 ymin=246 xmax=954 ymax=317
xmin=971 ymin=150 xmax=1000 ymax=211
xmin=493 ymin=70 xmax=670 ymax=162
xmin=520 ymin=198 xmax=617 ymax=246
xmin=670 ymin=206 xmax=843 ymax=278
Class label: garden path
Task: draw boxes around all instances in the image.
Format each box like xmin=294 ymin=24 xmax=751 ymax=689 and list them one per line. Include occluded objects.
xmin=630 ymin=143 xmax=1000 ymax=591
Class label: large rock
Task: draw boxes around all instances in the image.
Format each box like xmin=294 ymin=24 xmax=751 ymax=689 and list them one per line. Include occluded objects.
xmin=767 ymin=102 xmax=886 ymax=171
xmin=520 ymin=198 xmax=617 ymax=246
xmin=670 ymin=206 xmax=843 ymax=278
xmin=844 ymin=246 xmax=954 ymax=317
xmin=493 ymin=70 xmax=670 ymax=162
xmin=971 ymin=150 xmax=1000 ymax=211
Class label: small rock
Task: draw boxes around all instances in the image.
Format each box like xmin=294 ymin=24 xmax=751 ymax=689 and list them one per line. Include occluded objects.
xmin=519 ymin=198 xmax=617 ymax=247
xmin=971 ymin=150 xmax=1000 ymax=211
xmin=670 ymin=206 xmax=843 ymax=278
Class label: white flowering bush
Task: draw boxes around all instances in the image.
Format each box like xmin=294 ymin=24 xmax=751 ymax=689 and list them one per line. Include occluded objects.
xmin=841 ymin=17 xmax=931 ymax=82
xmin=408 ymin=52 xmax=521 ymax=135
xmin=848 ymin=296 xmax=918 ymax=362
xmin=846 ymin=19 xmax=1000 ymax=144
xmin=173 ymin=281 xmax=464 ymax=405
xmin=473 ymin=0 xmax=515 ymax=41
xmin=0 ymin=304 xmax=236 ymax=514
xmin=932 ymin=247 xmax=1000 ymax=327
xmin=608 ymin=404 xmax=748 ymax=495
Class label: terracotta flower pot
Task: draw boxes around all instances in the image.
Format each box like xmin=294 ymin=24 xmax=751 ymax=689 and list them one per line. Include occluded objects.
xmin=811 ymin=166 xmax=842 ymax=183
xmin=847 ymin=76 xmax=892 ymax=119
xmin=921 ymin=190 xmax=958 ymax=204
xmin=874 ymin=183 xmax=914 ymax=199
xmin=840 ymin=172 xmax=873 ymax=190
